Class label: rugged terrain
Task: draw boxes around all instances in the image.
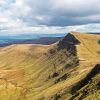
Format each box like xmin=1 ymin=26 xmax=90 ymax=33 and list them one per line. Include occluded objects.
xmin=0 ymin=32 xmax=99 ymax=100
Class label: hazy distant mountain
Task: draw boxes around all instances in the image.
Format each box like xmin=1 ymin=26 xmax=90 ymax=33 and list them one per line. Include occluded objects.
xmin=0 ymin=33 xmax=66 ymax=47
xmin=89 ymin=33 xmax=100 ymax=35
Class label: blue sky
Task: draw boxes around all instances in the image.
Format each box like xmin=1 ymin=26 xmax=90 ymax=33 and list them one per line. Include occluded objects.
xmin=0 ymin=0 xmax=100 ymax=34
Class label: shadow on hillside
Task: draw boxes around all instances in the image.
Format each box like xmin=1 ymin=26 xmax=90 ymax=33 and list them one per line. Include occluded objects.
xmin=70 ymin=64 xmax=100 ymax=100
xmin=57 ymin=33 xmax=80 ymax=55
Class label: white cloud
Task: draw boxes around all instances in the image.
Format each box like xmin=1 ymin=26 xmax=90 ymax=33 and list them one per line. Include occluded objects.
xmin=1 ymin=23 xmax=100 ymax=34
xmin=0 ymin=0 xmax=100 ymax=34
xmin=0 ymin=12 xmax=27 ymax=31
xmin=0 ymin=0 xmax=5 ymax=4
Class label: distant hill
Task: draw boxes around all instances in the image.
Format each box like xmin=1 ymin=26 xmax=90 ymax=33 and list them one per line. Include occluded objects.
xmin=0 ymin=33 xmax=66 ymax=47
xmin=0 ymin=32 xmax=99 ymax=100
xmin=0 ymin=37 xmax=63 ymax=47
xmin=21 ymin=37 xmax=63 ymax=45
xmin=89 ymin=32 xmax=100 ymax=35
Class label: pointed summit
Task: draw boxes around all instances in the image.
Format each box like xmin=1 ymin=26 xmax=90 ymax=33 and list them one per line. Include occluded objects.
xmin=57 ymin=32 xmax=80 ymax=50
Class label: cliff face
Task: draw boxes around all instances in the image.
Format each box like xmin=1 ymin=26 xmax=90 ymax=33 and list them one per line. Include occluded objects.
xmin=0 ymin=32 xmax=99 ymax=100
xmin=57 ymin=33 xmax=80 ymax=55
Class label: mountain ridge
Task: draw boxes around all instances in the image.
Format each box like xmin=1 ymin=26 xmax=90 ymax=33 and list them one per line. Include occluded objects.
xmin=0 ymin=32 xmax=99 ymax=100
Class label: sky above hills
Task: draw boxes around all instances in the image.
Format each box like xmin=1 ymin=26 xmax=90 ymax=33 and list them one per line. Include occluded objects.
xmin=0 ymin=0 xmax=100 ymax=34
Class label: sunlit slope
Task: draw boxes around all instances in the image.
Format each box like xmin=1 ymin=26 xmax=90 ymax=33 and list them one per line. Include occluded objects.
xmin=0 ymin=32 xmax=99 ymax=100
xmin=0 ymin=44 xmax=49 ymax=68
xmin=70 ymin=32 xmax=100 ymax=63
xmin=64 ymin=32 xmax=100 ymax=100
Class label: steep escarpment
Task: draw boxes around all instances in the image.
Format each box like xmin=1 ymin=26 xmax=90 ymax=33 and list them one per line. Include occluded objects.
xmin=70 ymin=64 xmax=100 ymax=100
xmin=57 ymin=34 xmax=79 ymax=56
xmin=0 ymin=32 xmax=99 ymax=100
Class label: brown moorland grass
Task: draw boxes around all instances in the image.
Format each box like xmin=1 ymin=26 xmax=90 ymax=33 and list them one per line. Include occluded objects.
xmin=0 ymin=32 xmax=99 ymax=100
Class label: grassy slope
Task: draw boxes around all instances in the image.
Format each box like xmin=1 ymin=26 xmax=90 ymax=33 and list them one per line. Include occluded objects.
xmin=0 ymin=32 xmax=99 ymax=100
xmin=69 ymin=32 xmax=100 ymax=100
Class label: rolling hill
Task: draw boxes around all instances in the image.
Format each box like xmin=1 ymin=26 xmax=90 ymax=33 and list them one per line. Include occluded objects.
xmin=0 ymin=32 xmax=99 ymax=100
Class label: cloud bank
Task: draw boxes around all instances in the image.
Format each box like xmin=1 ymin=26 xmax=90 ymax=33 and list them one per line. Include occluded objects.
xmin=0 ymin=0 xmax=100 ymax=33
